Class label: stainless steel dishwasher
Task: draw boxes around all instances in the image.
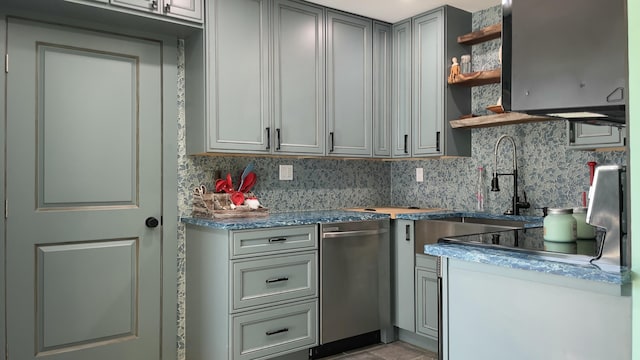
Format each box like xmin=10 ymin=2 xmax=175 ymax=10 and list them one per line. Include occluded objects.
xmin=311 ymin=220 xmax=391 ymax=358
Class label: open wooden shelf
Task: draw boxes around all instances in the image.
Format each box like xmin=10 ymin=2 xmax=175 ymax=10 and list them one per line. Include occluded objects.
xmin=448 ymin=68 xmax=501 ymax=87
xmin=449 ymin=112 xmax=559 ymax=129
xmin=457 ymin=23 xmax=501 ymax=45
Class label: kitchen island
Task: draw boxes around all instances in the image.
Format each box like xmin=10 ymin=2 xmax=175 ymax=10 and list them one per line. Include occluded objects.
xmin=425 ymin=228 xmax=631 ymax=360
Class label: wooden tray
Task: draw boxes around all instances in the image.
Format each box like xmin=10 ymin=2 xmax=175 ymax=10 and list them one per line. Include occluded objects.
xmin=192 ymin=192 xmax=269 ymax=219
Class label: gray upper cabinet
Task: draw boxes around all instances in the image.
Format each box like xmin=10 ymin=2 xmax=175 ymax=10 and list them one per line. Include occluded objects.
xmin=412 ymin=10 xmax=443 ymax=156
xmin=189 ymin=0 xmax=269 ymax=153
xmin=273 ymin=0 xmax=326 ymax=155
xmin=411 ymin=6 xmax=471 ymax=157
xmin=373 ymin=21 xmax=392 ymax=157
xmin=567 ymin=123 xmax=626 ymax=150
xmin=391 ymin=19 xmax=412 ymax=158
xmin=98 ymin=0 xmax=203 ymax=22
xmin=326 ymin=11 xmax=372 ymax=157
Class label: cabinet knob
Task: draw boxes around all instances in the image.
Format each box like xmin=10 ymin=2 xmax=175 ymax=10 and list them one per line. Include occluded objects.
xmin=150 ymin=0 xmax=158 ymax=10
xmin=164 ymin=3 xmax=171 ymax=13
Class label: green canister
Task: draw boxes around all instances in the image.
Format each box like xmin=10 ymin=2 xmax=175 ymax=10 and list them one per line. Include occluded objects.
xmin=543 ymin=208 xmax=577 ymax=242
xmin=572 ymin=207 xmax=596 ymax=239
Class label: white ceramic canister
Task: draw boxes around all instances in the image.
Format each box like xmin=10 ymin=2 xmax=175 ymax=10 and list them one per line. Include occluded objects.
xmin=572 ymin=207 xmax=596 ymax=239
xmin=543 ymin=208 xmax=577 ymax=242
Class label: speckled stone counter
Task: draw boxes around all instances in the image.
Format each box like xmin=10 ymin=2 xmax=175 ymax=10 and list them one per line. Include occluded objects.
xmin=181 ymin=210 xmax=391 ymax=230
xmin=424 ymin=242 xmax=630 ymax=285
xmin=396 ymin=211 xmax=543 ymax=227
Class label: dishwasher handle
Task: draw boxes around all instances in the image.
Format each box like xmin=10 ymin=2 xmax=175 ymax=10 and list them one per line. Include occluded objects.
xmin=322 ymin=228 xmax=388 ymax=238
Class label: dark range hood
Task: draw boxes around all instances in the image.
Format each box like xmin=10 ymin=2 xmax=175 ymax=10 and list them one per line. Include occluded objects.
xmin=501 ymin=0 xmax=628 ymax=127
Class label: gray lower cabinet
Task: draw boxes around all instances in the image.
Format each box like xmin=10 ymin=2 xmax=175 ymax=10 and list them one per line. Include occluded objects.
xmin=186 ymin=224 xmax=319 ymax=360
xmin=393 ymin=220 xmax=415 ymax=331
xmin=415 ymin=255 xmax=438 ymax=340
xmin=373 ymin=21 xmax=392 ymax=157
xmin=391 ymin=19 xmax=412 ymax=158
xmin=567 ymin=122 xmax=626 ymax=150
xmin=326 ymin=10 xmax=373 ymax=157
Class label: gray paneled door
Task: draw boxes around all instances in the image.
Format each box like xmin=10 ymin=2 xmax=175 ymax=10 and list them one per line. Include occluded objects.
xmin=6 ymin=18 xmax=162 ymax=360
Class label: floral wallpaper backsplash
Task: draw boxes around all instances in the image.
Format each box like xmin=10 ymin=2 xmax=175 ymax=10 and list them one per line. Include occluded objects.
xmin=174 ymin=5 xmax=626 ymax=359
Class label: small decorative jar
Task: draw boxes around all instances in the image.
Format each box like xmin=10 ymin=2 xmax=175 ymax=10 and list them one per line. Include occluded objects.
xmin=543 ymin=208 xmax=577 ymax=242
xmin=572 ymin=207 xmax=596 ymax=239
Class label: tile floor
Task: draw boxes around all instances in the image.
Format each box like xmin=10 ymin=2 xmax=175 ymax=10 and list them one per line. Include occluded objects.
xmin=321 ymin=341 xmax=438 ymax=360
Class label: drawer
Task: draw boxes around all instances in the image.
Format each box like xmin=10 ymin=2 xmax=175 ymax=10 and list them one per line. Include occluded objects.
xmin=232 ymin=252 xmax=317 ymax=311
xmin=416 ymin=254 xmax=437 ymax=271
xmin=232 ymin=300 xmax=317 ymax=360
xmin=231 ymin=225 xmax=317 ymax=257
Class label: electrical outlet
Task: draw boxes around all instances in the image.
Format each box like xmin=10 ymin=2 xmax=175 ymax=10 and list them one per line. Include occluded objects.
xmin=279 ymin=165 xmax=293 ymax=181
xmin=416 ymin=168 xmax=424 ymax=182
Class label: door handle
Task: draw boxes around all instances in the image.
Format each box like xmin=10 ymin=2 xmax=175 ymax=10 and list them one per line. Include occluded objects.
xmin=405 ymin=224 xmax=411 ymax=241
xmin=436 ymin=131 xmax=441 ymax=152
xmin=404 ymin=134 xmax=409 ymax=154
xmin=145 ymin=217 xmax=160 ymax=228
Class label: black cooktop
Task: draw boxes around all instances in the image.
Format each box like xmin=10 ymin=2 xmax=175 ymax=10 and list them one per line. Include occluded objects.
xmin=439 ymin=227 xmax=603 ymax=257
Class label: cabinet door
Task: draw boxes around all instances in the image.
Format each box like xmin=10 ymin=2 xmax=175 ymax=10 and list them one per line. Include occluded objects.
xmin=273 ymin=0 xmax=325 ymax=155
xmin=393 ymin=220 xmax=415 ymax=331
xmin=416 ymin=267 xmax=438 ymax=340
xmin=412 ymin=9 xmax=444 ymax=156
xmin=326 ymin=11 xmax=373 ymax=157
xmin=373 ymin=22 xmax=392 ymax=157
xmin=206 ymin=0 xmax=270 ymax=153
xmin=391 ymin=19 xmax=412 ymax=157
xmin=568 ymin=122 xmax=625 ymax=150
xmin=163 ymin=0 xmax=203 ymax=22
xmin=111 ymin=0 xmax=160 ymax=15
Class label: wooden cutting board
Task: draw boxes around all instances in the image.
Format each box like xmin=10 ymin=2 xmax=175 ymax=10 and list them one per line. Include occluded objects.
xmin=343 ymin=207 xmax=447 ymax=219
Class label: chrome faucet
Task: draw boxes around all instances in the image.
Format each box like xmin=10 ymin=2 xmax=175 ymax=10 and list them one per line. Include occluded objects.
xmin=491 ymin=135 xmax=530 ymax=215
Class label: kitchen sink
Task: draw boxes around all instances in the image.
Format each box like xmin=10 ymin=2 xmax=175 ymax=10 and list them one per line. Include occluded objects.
xmin=414 ymin=216 xmax=531 ymax=254
xmin=433 ymin=216 xmax=528 ymax=229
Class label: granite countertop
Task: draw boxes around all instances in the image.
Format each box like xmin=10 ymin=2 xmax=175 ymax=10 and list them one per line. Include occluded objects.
xmin=181 ymin=210 xmax=391 ymax=230
xmin=425 ymin=241 xmax=630 ymax=285
xmin=181 ymin=209 xmax=545 ymax=231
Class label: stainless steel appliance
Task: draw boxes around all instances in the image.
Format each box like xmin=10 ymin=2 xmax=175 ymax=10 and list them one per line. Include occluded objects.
xmin=502 ymin=0 xmax=627 ymax=126
xmin=312 ymin=220 xmax=391 ymax=358
xmin=587 ymin=164 xmax=628 ymax=267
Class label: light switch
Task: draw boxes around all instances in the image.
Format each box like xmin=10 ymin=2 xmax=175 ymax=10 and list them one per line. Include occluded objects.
xmin=416 ymin=168 xmax=424 ymax=182
xmin=279 ymin=165 xmax=293 ymax=181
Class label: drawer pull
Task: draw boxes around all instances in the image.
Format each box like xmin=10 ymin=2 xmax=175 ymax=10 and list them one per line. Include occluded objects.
xmin=268 ymin=237 xmax=287 ymax=243
xmin=266 ymin=328 xmax=289 ymax=336
xmin=265 ymin=276 xmax=289 ymax=284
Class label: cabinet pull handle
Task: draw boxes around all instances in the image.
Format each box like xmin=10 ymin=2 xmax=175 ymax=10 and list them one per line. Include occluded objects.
xmin=266 ymin=127 xmax=271 ymax=150
xmin=436 ymin=131 xmax=441 ymax=152
xmin=404 ymin=134 xmax=409 ymax=154
xmin=266 ymin=328 xmax=289 ymax=336
xmin=329 ymin=132 xmax=335 ymax=152
xmin=268 ymin=237 xmax=287 ymax=243
xmin=276 ymin=128 xmax=282 ymax=151
xmin=266 ymin=276 xmax=289 ymax=284
xmin=405 ymin=224 xmax=411 ymax=241
xmin=150 ymin=0 xmax=158 ymax=9
xmin=164 ymin=3 xmax=170 ymax=13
